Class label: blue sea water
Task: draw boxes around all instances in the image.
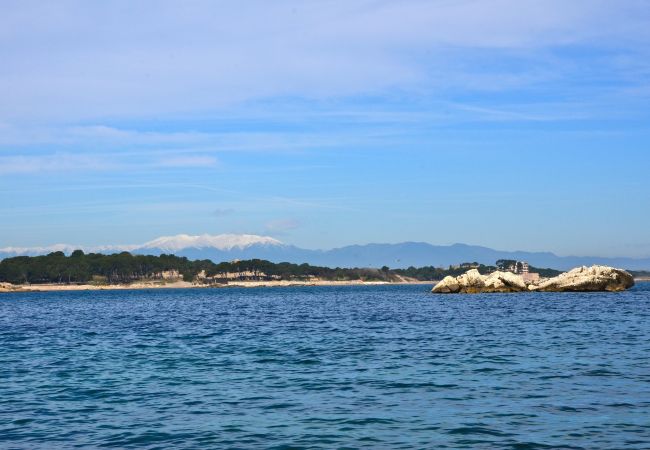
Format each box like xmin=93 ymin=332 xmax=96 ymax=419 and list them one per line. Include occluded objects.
xmin=1 ymin=284 xmax=649 ymax=449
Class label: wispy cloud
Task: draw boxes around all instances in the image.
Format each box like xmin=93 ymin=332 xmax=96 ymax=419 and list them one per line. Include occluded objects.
xmin=265 ymin=218 xmax=301 ymax=234
xmin=0 ymin=153 xmax=114 ymax=174
xmin=0 ymin=151 xmax=222 ymax=174
xmin=155 ymin=155 xmax=219 ymax=168
xmin=213 ymin=208 xmax=236 ymax=217
xmin=2 ymin=1 xmax=650 ymax=256
xmin=1 ymin=1 xmax=648 ymax=122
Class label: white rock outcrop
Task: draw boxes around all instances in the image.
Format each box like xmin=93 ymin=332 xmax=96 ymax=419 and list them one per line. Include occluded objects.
xmin=432 ymin=269 xmax=527 ymax=293
xmin=432 ymin=265 xmax=634 ymax=294
xmin=528 ymin=265 xmax=634 ymax=292
xmin=485 ymin=271 xmax=528 ymax=292
xmin=432 ymin=275 xmax=460 ymax=293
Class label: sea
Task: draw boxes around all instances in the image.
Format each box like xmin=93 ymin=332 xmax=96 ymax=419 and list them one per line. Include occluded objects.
xmin=1 ymin=284 xmax=649 ymax=449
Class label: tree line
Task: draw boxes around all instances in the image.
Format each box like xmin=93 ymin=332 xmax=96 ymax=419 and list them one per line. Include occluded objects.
xmin=0 ymin=251 xmax=401 ymax=285
xmin=0 ymin=250 xmax=563 ymax=285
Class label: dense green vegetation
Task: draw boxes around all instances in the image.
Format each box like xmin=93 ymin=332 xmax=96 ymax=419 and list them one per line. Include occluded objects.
xmin=206 ymin=259 xmax=398 ymax=282
xmin=0 ymin=251 xmax=565 ymax=285
xmin=0 ymin=251 xmax=399 ymax=284
xmin=0 ymin=251 xmax=209 ymax=284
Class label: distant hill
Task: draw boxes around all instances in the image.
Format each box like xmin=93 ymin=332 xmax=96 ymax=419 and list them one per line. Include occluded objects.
xmin=2 ymin=234 xmax=650 ymax=270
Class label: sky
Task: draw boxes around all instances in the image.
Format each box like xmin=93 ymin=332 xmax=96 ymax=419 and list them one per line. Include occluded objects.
xmin=1 ymin=0 xmax=650 ymax=257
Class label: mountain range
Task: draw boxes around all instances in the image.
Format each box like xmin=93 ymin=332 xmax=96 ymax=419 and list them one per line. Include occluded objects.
xmin=1 ymin=233 xmax=650 ymax=271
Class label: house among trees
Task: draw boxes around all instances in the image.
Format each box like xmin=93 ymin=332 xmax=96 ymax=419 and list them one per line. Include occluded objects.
xmin=496 ymin=259 xmax=540 ymax=282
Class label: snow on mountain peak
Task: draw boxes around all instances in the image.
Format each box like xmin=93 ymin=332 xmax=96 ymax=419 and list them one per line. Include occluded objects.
xmin=0 ymin=243 xmax=79 ymax=255
xmin=140 ymin=234 xmax=284 ymax=252
xmin=0 ymin=234 xmax=284 ymax=257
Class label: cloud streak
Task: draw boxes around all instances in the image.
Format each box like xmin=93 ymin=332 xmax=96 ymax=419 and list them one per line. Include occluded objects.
xmin=2 ymin=1 xmax=650 ymax=256
xmin=0 ymin=153 xmax=115 ymax=174
xmin=265 ymin=218 xmax=301 ymax=233
xmin=155 ymin=155 xmax=219 ymax=168
xmin=1 ymin=1 xmax=648 ymax=121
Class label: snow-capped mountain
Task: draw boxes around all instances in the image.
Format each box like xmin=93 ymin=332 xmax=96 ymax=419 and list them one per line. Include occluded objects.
xmin=138 ymin=234 xmax=283 ymax=253
xmin=2 ymin=234 xmax=650 ymax=270
xmin=132 ymin=234 xmax=297 ymax=262
xmin=0 ymin=233 xmax=286 ymax=260
xmin=0 ymin=243 xmax=85 ymax=257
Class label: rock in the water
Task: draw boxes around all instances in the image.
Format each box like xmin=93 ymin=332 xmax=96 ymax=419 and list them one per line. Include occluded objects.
xmin=432 ymin=265 xmax=635 ymax=294
xmin=528 ymin=265 xmax=634 ymax=292
xmin=431 ymin=275 xmax=461 ymax=293
xmin=485 ymin=271 xmax=528 ymax=292
xmin=456 ymin=269 xmax=486 ymax=292
xmin=432 ymin=269 xmax=527 ymax=294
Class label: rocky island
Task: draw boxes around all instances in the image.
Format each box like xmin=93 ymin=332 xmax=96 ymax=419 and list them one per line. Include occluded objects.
xmin=432 ymin=265 xmax=635 ymax=293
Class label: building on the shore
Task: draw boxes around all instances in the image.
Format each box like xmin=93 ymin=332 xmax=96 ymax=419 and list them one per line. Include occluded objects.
xmin=506 ymin=261 xmax=539 ymax=282
xmin=521 ymin=272 xmax=540 ymax=283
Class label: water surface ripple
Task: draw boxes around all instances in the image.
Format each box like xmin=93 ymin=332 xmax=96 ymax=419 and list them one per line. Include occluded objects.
xmin=1 ymin=284 xmax=650 ymax=448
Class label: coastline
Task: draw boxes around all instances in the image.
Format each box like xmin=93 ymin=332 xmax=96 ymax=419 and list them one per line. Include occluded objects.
xmin=0 ymin=279 xmax=435 ymax=293
xmin=2 ymin=277 xmax=646 ymax=294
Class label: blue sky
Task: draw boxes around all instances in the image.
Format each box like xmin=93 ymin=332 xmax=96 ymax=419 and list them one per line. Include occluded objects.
xmin=1 ymin=0 xmax=650 ymax=257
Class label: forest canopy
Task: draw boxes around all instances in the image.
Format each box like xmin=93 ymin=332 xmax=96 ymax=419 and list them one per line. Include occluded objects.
xmin=0 ymin=251 xmax=563 ymax=285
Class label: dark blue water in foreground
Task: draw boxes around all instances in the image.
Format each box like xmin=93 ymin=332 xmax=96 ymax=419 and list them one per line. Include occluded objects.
xmin=1 ymin=284 xmax=650 ymax=449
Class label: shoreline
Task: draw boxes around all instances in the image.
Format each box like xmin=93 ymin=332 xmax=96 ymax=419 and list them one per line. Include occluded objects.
xmin=2 ymin=278 xmax=647 ymax=294
xmin=0 ymin=280 xmax=435 ymax=293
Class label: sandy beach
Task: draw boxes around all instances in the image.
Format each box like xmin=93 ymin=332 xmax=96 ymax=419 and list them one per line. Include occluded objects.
xmin=3 ymin=277 xmax=647 ymax=293
xmin=0 ymin=279 xmax=434 ymax=293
